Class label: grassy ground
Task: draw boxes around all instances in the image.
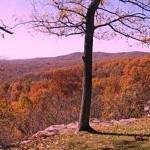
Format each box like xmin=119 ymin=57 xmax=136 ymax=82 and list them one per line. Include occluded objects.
xmin=10 ymin=117 xmax=150 ymax=150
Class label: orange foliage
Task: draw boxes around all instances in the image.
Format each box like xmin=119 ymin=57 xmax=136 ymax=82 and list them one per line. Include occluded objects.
xmin=0 ymin=55 xmax=149 ymax=144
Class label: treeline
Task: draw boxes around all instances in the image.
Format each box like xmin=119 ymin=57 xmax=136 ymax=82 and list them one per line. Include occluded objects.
xmin=0 ymin=51 xmax=148 ymax=82
xmin=0 ymin=55 xmax=149 ymax=145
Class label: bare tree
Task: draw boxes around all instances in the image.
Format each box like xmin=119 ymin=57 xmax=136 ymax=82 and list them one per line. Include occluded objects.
xmin=27 ymin=0 xmax=150 ymax=131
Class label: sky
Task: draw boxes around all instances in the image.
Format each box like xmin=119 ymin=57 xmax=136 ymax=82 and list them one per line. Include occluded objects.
xmin=0 ymin=0 xmax=149 ymax=60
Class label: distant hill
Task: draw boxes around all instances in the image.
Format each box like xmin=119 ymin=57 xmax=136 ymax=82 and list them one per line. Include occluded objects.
xmin=0 ymin=51 xmax=149 ymax=81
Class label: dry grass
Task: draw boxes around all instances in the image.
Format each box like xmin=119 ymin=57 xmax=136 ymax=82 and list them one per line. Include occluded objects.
xmin=10 ymin=117 xmax=150 ymax=150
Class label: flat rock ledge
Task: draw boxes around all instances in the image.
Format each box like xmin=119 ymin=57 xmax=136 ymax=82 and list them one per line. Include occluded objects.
xmin=2 ymin=118 xmax=138 ymax=148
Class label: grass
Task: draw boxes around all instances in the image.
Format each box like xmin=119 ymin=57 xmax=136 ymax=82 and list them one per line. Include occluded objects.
xmin=10 ymin=117 xmax=150 ymax=150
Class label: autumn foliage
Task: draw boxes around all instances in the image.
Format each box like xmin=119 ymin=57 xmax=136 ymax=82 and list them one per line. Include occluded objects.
xmin=0 ymin=55 xmax=149 ymax=145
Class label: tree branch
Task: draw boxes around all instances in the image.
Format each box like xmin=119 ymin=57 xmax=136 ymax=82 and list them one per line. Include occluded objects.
xmin=120 ymin=0 xmax=150 ymax=12
xmin=0 ymin=26 xmax=13 ymax=34
xmin=108 ymin=24 xmax=148 ymax=43
xmin=94 ymin=13 xmax=148 ymax=29
xmin=25 ymin=0 xmax=150 ymax=44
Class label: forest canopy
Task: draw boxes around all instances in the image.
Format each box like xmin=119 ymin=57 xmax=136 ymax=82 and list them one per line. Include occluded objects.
xmin=0 ymin=54 xmax=149 ymax=145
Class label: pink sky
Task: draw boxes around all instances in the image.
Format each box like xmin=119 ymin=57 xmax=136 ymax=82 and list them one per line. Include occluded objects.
xmin=0 ymin=0 xmax=149 ymax=59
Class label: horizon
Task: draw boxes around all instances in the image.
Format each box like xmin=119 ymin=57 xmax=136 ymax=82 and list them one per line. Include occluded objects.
xmin=1 ymin=50 xmax=149 ymax=61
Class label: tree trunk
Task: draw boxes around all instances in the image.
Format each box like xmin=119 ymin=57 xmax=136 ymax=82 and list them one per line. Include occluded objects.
xmin=78 ymin=0 xmax=100 ymax=131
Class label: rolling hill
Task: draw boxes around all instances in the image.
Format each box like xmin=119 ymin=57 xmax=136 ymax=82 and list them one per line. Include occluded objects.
xmin=0 ymin=51 xmax=149 ymax=81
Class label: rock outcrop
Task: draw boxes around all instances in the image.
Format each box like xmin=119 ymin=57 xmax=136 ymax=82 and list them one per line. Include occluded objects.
xmin=18 ymin=118 xmax=138 ymax=145
xmin=0 ymin=118 xmax=138 ymax=149
xmin=144 ymin=101 xmax=150 ymax=117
